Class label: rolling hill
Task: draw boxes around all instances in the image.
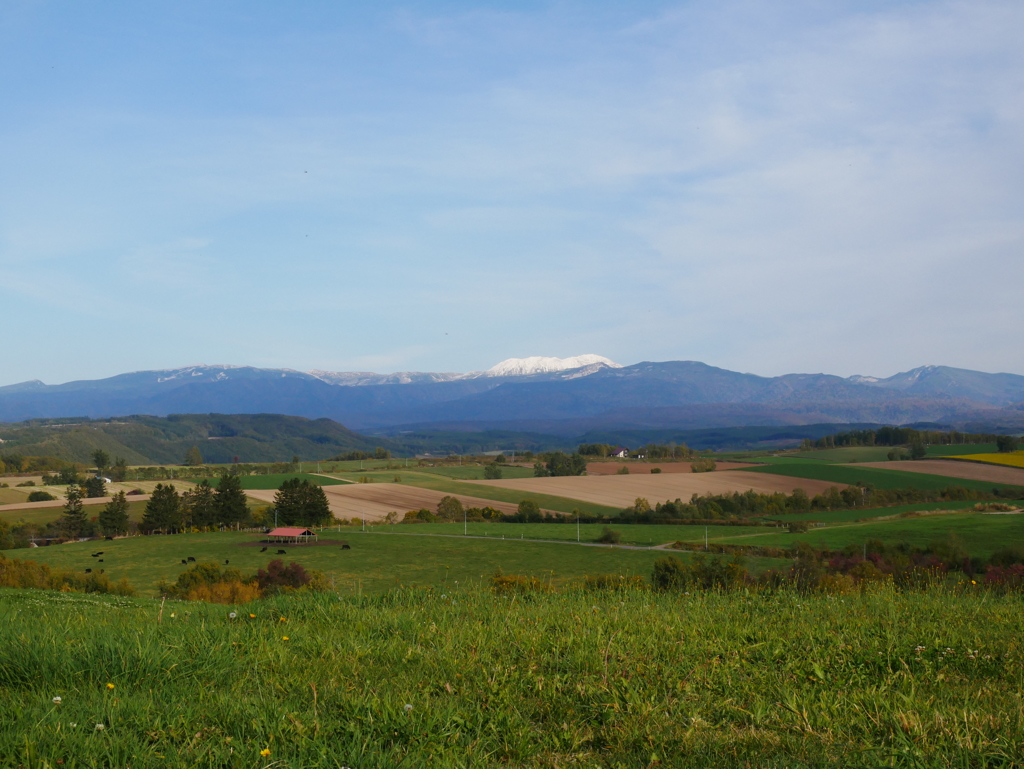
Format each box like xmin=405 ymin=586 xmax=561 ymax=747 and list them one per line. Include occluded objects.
xmin=0 ymin=414 xmax=396 ymax=466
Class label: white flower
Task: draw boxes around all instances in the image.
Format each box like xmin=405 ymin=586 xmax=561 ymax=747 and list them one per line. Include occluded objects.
xmin=95 ymin=723 xmax=105 ymax=731
xmin=441 ymin=595 xmax=447 ymax=599
xmin=404 ymin=704 xmax=413 ymax=712
xmin=52 ymin=696 xmax=62 ymax=704
xmin=70 ymin=723 xmax=77 ymax=728
xmin=229 ymin=612 xmax=237 ymax=619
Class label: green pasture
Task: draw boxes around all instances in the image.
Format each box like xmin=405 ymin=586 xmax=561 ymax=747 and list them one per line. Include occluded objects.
xmin=1 ymin=583 xmax=1022 ymax=767
xmin=764 ymin=499 xmax=983 ymax=524
xmin=704 ymin=512 xmax=1024 ymax=558
xmin=1 ymin=529 xmax=693 ymax=595
xmin=742 ymin=460 xmax=1022 ymax=492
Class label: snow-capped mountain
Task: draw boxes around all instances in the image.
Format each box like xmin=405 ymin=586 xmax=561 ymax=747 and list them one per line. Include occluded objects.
xmin=482 ymin=355 xmax=621 ymax=378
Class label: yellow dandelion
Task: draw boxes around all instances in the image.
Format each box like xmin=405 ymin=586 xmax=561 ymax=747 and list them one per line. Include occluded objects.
xmin=106 ymin=683 xmax=115 ymax=690
xmin=249 ymin=613 xmax=256 ymax=618
xmin=260 ymin=748 xmax=271 ymax=757
xmin=279 ymin=617 xmax=287 ymax=622
xmin=282 ymin=636 xmax=290 ymax=641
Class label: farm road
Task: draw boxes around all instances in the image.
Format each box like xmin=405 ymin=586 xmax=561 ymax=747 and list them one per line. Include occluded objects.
xmin=356 ymin=529 xmax=673 ymax=551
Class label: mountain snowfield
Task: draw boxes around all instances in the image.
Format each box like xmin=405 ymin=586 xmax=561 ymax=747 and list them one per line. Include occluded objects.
xmin=482 ymin=355 xmax=620 ymax=378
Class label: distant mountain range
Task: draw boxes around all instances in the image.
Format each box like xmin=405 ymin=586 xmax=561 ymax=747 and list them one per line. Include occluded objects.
xmin=2 ymin=358 xmax=1023 ymax=436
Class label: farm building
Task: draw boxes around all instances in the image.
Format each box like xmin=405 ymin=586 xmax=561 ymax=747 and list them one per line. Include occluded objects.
xmin=609 ymin=447 xmax=630 ymax=458
xmin=265 ymin=527 xmax=318 ymax=544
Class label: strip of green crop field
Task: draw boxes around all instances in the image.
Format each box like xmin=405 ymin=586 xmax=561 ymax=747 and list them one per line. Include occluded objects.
xmin=927 ymin=444 xmax=998 ymax=456
xmin=200 ymin=473 xmax=351 ymax=490
xmin=763 ymin=500 xmax=982 ymax=523
xmin=701 ymin=512 xmax=1024 ymax=558
xmin=789 ymin=447 xmax=894 ymax=463
xmin=740 ymin=461 xmax=1018 ymax=492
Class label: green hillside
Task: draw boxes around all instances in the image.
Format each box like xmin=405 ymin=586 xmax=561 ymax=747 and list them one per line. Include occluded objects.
xmin=0 ymin=414 xmax=398 ymax=465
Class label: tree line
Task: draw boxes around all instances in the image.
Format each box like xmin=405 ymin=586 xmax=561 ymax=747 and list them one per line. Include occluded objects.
xmin=804 ymin=427 xmax=1018 ymax=451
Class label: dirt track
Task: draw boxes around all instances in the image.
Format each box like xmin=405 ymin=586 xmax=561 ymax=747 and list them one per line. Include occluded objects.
xmin=585 ymin=461 xmax=756 ymax=475
xmin=469 ymin=471 xmax=844 ymax=509
xmin=246 ymin=483 xmax=535 ymax=522
xmin=0 ymin=493 xmax=154 ymax=514
xmin=856 ymin=460 xmax=1024 ymax=486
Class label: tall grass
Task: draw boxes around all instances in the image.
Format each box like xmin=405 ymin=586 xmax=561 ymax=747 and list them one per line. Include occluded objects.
xmin=0 ymin=583 xmax=1021 ymax=767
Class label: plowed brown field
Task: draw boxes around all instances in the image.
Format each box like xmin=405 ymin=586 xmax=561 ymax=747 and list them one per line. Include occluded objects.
xmin=585 ymin=461 xmax=756 ymax=475
xmin=856 ymin=460 xmax=1024 ymax=486
xmin=246 ymin=483 xmax=535 ymax=522
xmin=469 ymin=470 xmax=844 ymax=509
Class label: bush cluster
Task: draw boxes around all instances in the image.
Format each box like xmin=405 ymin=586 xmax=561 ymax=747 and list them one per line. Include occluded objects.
xmin=0 ymin=553 xmax=134 ymax=596
xmin=160 ymin=559 xmax=329 ymax=604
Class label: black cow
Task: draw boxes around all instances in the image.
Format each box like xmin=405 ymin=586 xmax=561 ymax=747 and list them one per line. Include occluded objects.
xmin=85 ymin=568 xmax=92 ymax=573
xmin=276 ymin=550 xmax=286 ymax=555
xmin=260 ymin=547 xmax=267 ymax=552
xmin=187 ymin=557 xmax=196 ymax=562
xmin=224 ymin=559 xmax=229 ymax=565
xmin=342 ymin=544 xmax=351 ymax=550
xmin=181 ymin=559 xmax=187 ymax=564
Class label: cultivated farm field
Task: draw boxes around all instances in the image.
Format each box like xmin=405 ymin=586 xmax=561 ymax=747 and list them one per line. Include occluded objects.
xmin=471 ymin=470 xmax=845 ymax=509
xmin=854 ymin=459 xmax=1024 ymax=486
xmin=245 ymin=482 xmax=542 ymax=522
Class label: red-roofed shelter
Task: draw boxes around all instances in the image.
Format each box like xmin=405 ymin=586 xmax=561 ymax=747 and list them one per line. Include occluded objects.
xmin=266 ymin=527 xmax=318 ymax=543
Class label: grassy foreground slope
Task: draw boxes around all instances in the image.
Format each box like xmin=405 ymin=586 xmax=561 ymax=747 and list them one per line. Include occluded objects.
xmin=1 ymin=586 xmax=1021 ymax=768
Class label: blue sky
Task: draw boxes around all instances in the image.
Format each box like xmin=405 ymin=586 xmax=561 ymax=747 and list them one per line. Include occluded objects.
xmin=2 ymin=0 xmax=1022 ymax=386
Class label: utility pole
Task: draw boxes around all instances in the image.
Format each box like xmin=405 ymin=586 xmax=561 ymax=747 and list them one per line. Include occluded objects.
xmin=464 ymin=508 xmax=467 ymax=536
xmin=705 ymin=526 xmax=708 ymax=551
xmin=577 ymin=513 xmax=580 ymax=542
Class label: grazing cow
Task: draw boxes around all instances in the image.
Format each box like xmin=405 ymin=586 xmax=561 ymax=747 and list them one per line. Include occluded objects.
xmin=181 ymin=559 xmax=187 ymax=564
xmin=99 ymin=559 xmax=103 ymax=562
xmin=105 ymin=536 xmax=114 ymax=540
xmin=85 ymin=568 xmax=92 ymax=574
xmin=96 ymin=552 xmax=103 ymax=555
xmin=276 ymin=550 xmax=286 ymax=555
xmin=224 ymin=559 xmax=229 ymax=565
xmin=342 ymin=544 xmax=351 ymax=550
xmin=91 ymin=553 xmax=99 ymax=558
xmin=260 ymin=547 xmax=267 ymax=552
xmin=187 ymin=556 xmax=195 ymax=562
xmin=100 ymin=569 xmax=105 ymax=574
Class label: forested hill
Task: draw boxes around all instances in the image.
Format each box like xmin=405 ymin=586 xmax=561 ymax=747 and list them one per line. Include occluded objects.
xmin=0 ymin=414 xmax=397 ymax=465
